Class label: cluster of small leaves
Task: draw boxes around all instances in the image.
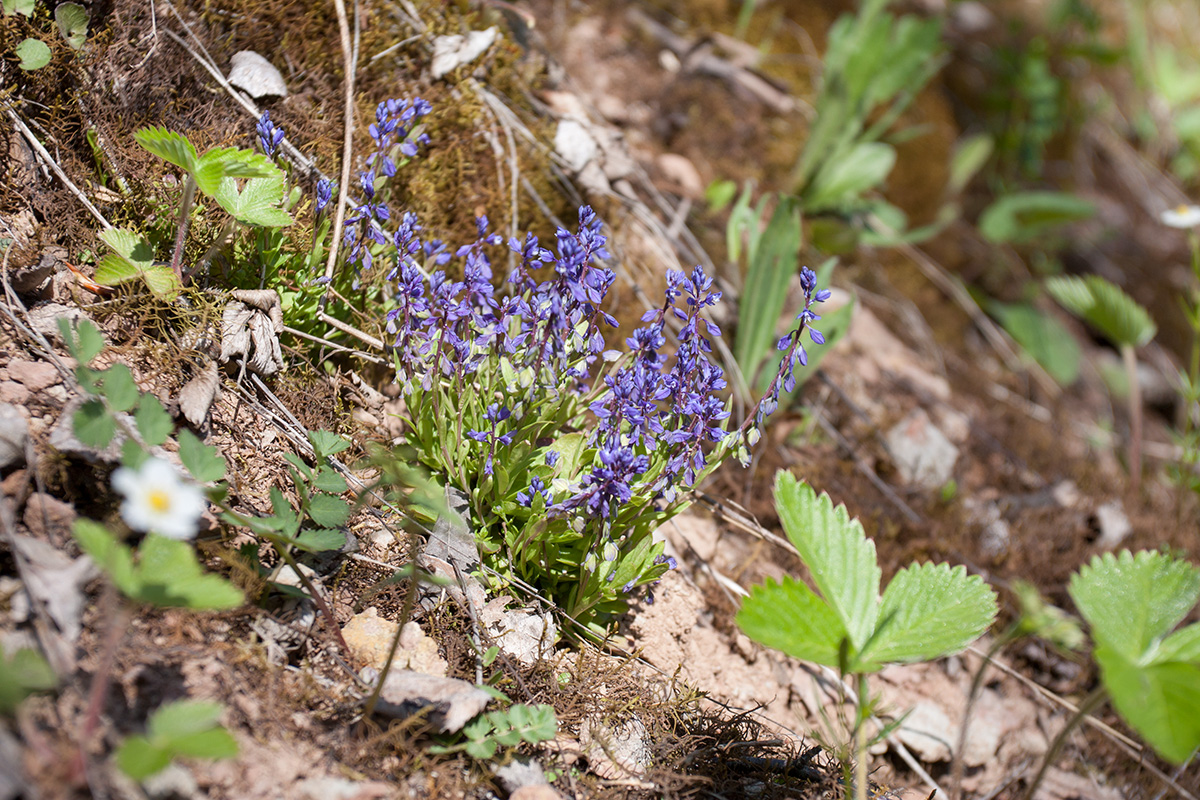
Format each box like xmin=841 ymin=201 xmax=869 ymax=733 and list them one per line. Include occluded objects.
xmin=115 ymin=700 xmax=239 ymax=781
xmin=4 ymin=0 xmax=88 ymax=70
xmin=429 ymin=703 xmax=557 ymax=760
xmin=0 ymin=644 xmax=56 ymax=714
xmin=737 ymin=472 xmax=998 ymax=674
xmin=222 ymin=430 xmax=352 ymax=556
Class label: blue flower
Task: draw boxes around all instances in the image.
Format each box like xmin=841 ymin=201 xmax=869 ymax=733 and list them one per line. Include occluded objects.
xmin=315 ymin=178 xmax=334 ymax=212
xmin=256 ymin=111 xmax=285 ymax=157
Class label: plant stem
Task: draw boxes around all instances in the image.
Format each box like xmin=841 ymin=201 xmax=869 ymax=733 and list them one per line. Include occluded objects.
xmin=169 ymin=174 xmax=197 ymax=284
xmin=952 ymin=636 xmax=1011 ymax=800
xmin=362 ymin=554 xmax=422 ymax=722
xmin=71 ymin=587 xmax=129 ymax=782
xmin=1122 ymin=343 xmax=1143 ymax=495
xmin=855 ymin=672 xmax=869 ymax=800
xmin=1021 ymin=687 xmax=1106 ymax=800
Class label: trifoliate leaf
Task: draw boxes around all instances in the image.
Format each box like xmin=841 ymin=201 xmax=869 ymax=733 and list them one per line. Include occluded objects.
xmin=858 ymin=562 xmax=997 ymax=670
xmin=1045 ymin=274 xmax=1156 ymax=349
xmin=15 ymin=38 xmax=50 ymax=70
xmin=1068 ymin=550 xmax=1200 ymax=662
xmin=134 ymin=127 xmax=198 ymax=173
xmin=773 ymin=471 xmax=880 ymax=652
xmin=54 ymin=2 xmax=87 ymax=49
xmin=211 ymin=174 xmax=293 ymax=228
xmin=737 ymin=575 xmax=848 ymax=667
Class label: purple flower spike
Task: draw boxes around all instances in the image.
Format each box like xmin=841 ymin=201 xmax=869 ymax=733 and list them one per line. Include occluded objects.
xmin=256 ymin=111 xmax=285 ymax=157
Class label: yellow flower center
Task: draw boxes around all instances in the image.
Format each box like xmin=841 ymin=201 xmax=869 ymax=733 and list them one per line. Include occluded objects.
xmin=1179 ymin=204 xmax=1191 ymax=214
xmin=147 ymin=490 xmax=172 ymax=513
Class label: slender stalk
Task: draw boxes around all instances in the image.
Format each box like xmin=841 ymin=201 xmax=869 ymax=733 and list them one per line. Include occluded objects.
xmin=1021 ymin=687 xmax=1107 ymax=800
xmin=952 ymin=636 xmax=1011 ymax=800
xmin=71 ymin=587 xmax=130 ymax=781
xmin=855 ymin=672 xmax=869 ymax=800
xmin=168 ymin=175 xmax=197 ymax=283
xmin=1122 ymin=344 xmax=1144 ymax=495
xmin=362 ymin=553 xmax=422 ymax=722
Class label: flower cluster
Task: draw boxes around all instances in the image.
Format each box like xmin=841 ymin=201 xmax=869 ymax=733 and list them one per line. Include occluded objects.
xmin=753 ymin=265 xmax=830 ymax=432
xmin=256 ymin=111 xmax=285 ymax=158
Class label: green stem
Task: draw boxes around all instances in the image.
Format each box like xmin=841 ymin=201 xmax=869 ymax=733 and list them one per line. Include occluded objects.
xmin=855 ymin=672 xmax=869 ymax=800
xmin=1021 ymin=687 xmax=1107 ymax=800
xmin=169 ymin=174 xmax=197 ymax=284
xmin=362 ymin=554 xmax=422 ymax=721
xmin=1122 ymin=344 xmax=1143 ymax=495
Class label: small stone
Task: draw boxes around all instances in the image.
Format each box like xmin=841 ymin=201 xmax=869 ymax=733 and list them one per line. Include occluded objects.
xmin=0 ymin=382 xmax=30 ymax=404
xmin=978 ymin=517 xmax=1010 ymax=560
xmin=141 ymin=762 xmax=198 ymax=800
xmin=886 ymin=408 xmax=959 ymax=490
xmin=25 ymin=303 xmax=88 ymax=343
xmin=492 ymin=758 xmax=548 ymax=793
xmin=554 ymin=119 xmax=598 ymax=174
xmin=7 ymin=359 xmax=59 ymax=392
xmin=430 ymin=27 xmax=498 ymax=79
xmin=369 ymin=669 xmax=491 ymax=733
xmin=1093 ymin=500 xmax=1131 ymax=549
xmin=655 ymin=153 xmax=704 ymax=199
xmin=580 ymin=716 xmax=651 ymax=779
xmin=0 ymin=403 xmax=29 ymax=470
xmin=894 ymin=700 xmax=954 ymax=762
xmin=228 ymin=51 xmax=287 ymax=98
xmin=23 ymin=493 xmax=76 ymax=540
xmin=511 ymin=788 xmax=565 ymax=800
xmin=342 ymin=608 xmax=448 ymax=676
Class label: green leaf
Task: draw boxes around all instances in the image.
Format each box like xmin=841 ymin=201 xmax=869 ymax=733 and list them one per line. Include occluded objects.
xmin=734 ymin=195 xmax=802 ymax=386
xmin=0 ymin=645 xmax=57 ymax=714
xmin=1093 ymin=641 xmax=1200 ymax=764
xmin=134 ymin=127 xmax=198 ymax=173
xmin=737 ymin=576 xmax=848 ymax=667
xmin=947 ymin=133 xmax=993 ymax=195
xmin=212 ymin=174 xmax=293 ymax=228
xmin=307 ymin=430 xmax=351 ymax=458
xmin=94 ymin=255 xmax=142 ymax=286
xmin=166 ymin=727 xmax=239 ymax=760
xmin=72 ymin=519 xmax=139 ymax=597
xmin=804 ymin=141 xmax=896 ymax=212
xmin=306 ymin=494 xmax=350 ymax=528
xmin=1068 ymin=550 xmax=1200 ymax=662
xmin=135 ymin=534 xmax=243 ymax=610
xmin=773 ymin=472 xmax=880 ymax=651
xmin=115 ymin=736 xmax=172 ymax=780
xmin=58 ymin=317 xmax=105 ymax=365
xmin=98 ymin=228 xmax=156 ymax=268
xmin=15 ymin=38 xmax=51 ymax=70
xmin=54 ymin=2 xmax=87 ymax=49
xmin=192 ymin=148 xmax=278 ymax=197
xmin=178 ymin=429 xmax=226 ymax=482
xmin=4 ymin=0 xmax=37 ymax=17
xmin=135 ymin=394 xmax=173 ymax=447
xmin=464 ymin=738 xmax=498 ymax=760
xmin=102 ymin=364 xmax=139 ymax=413
xmin=858 ymin=562 xmax=997 ymax=670
xmin=140 ymin=266 xmax=182 ymax=300
xmin=1045 ymin=274 xmax=1156 ymax=349
xmin=987 ymin=300 xmax=1081 ymax=385
xmin=291 ymin=528 xmax=346 ymax=553
xmin=148 ymin=700 xmax=225 ymax=738
xmin=74 ymin=398 xmax=115 ymax=448
xmin=311 ymin=468 xmax=348 ymax=494
xmin=978 ymin=191 xmax=1094 ymax=244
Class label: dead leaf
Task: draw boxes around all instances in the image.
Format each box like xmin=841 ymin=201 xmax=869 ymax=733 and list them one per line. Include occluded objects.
xmin=221 ymin=290 xmax=284 ymax=377
xmin=8 ymin=532 xmax=97 ymax=642
xmin=370 ymin=669 xmax=491 ymax=733
xmin=178 ymin=358 xmax=222 ymax=427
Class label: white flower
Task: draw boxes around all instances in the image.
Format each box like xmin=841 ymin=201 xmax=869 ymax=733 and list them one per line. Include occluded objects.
xmin=1160 ymin=204 xmax=1200 ymax=228
xmin=111 ymin=458 xmax=206 ymax=540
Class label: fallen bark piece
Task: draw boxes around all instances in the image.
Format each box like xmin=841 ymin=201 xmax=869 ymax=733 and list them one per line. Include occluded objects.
xmin=368 ymin=669 xmax=491 ymax=733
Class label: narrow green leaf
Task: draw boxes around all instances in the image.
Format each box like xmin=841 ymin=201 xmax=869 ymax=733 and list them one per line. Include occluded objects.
xmin=307 ymin=494 xmax=351 ymax=528
xmin=54 ymin=2 xmax=88 ymax=49
xmin=134 ymin=127 xmax=198 ymax=173
xmin=74 ymin=399 xmax=115 ymax=448
xmin=947 ymin=133 xmax=993 ymax=195
xmin=979 ymin=191 xmax=1094 ymax=244
xmin=178 ymin=429 xmax=227 ymax=482
xmin=804 ymin=141 xmax=896 ymax=212
xmin=15 ymin=38 xmax=51 ymax=70
xmin=1068 ymin=550 xmax=1200 ymax=661
xmin=102 ymin=363 xmax=139 ymax=413
xmin=773 ymin=472 xmax=880 ymax=651
xmin=858 ymin=562 xmax=997 ymax=670
xmin=734 ymin=195 xmax=802 ymax=385
xmin=737 ymin=576 xmax=847 ymax=667
xmin=135 ymin=394 xmax=173 ymax=447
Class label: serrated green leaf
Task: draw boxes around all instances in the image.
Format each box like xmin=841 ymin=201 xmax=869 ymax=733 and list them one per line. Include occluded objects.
xmin=134 ymin=127 xmax=198 ymax=173
xmin=98 ymin=228 xmax=156 ymax=267
xmin=15 ymin=38 xmax=50 ymax=70
xmin=74 ymin=398 xmax=115 ymax=448
xmin=1157 ymin=624 xmax=1200 ymax=662
xmin=291 ymin=528 xmax=346 ymax=553
xmin=774 ymin=471 xmax=880 ymax=651
xmin=737 ymin=576 xmax=847 ymax=667
xmin=1093 ymin=641 xmax=1200 ymax=764
xmin=1047 ymin=274 xmax=1156 ymax=349
xmin=858 ymin=562 xmax=997 ymax=670
xmin=102 ymin=363 xmax=139 ymax=413
xmin=178 ymin=429 xmax=226 ymax=482
xmin=212 ymin=174 xmax=293 ymax=228
xmin=140 ymin=265 xmax=181 ymax=300
xmin=54 ymin=2 xmax=87 ymax=49
xmin=135 ymin=394 xmax=173 ymax=447
xmin=136 ymin=534 xmax=243 ymax=610
xmin=115 ymin=736 xmax=172 ymax=780
xmin=58 ymin=317 xmax=105 ymax=364
xmin=464 ymin=738 xmax=498 ymax=759
xmin=72 ymin=519 xmax=139 ymax=597
xmin=1068 ymin=550 xmax=1200 ymax=662
xmin=307 ymin=430 xmax=351 ymax=458
xmin=311 ymin=468 xmax=348 ymax=494
xmin=281 ymin=452 xmax=312 ymax=479
xmin=94 ymin=254 xmax=142 ymax=286
xmin=307 ymin=494 xmax=350 ymax=528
